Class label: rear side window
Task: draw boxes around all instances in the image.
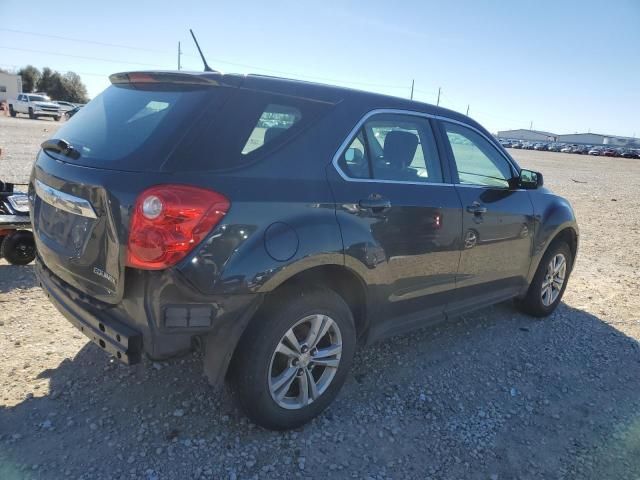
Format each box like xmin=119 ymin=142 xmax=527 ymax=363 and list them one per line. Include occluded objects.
xmin=174 ymin=89 xmax=332 ymax=171
xmin=241 ymin=104 xmax=302 ymax=154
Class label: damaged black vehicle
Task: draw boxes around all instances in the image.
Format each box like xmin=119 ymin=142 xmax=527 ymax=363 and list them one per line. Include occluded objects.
xmin=31 ymin=69 xmax=578 ymax=429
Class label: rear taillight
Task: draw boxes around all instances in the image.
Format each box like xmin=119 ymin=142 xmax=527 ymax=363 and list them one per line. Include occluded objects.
xmin=127 ymin=185 xmax=230 ymax=270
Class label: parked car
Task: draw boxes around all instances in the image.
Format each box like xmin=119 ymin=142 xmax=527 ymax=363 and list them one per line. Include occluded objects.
xmin=511 ymin=141 xmax=522 ymax=149
xmin=533 ymin=143 xmax=548 ymax=151
xmin=560 ymin=145 xmax=573 ymax=153
xmin=588 ymin=147 xmax=602 ymax=155
xmin=547 ymin=144 xmax=562 ymax=152
xmin=8 ymin=93 xmax=61 ymax=120
xmin=601 ymin=148 xmax=616 ymax=157
xmin=569 ymin=146 xmax=586 ymax=154
xmin=617 ymin=149 xmax=635 ymax=158
xmin=64 ymin=105 xmax=83 ymax=120
xmin=30 ymin=70 xmax=579 ymax=429
xmin=54 ymin=101 xmax=77 ymax=113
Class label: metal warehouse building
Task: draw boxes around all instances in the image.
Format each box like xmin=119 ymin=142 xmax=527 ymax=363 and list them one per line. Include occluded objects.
xmin=496 ymin=129 xmax=557 ymax=142
xmin=0 ymin=72 xmax=22 ymax=103
xmin=556 ymin=133 xmax=638 ymax=147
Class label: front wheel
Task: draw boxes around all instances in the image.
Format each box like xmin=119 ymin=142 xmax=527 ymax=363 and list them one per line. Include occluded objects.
xmin=517 ymin=241 xmax=572 ymax=317
xmin=28 ymin=107 xmax=36 ymax=119
xmin=54 ymin=115 xmax=61 ymax=122
xmin=9 ymin=105 xmax=16 ymax=117
xmin=230 ymin=287 xmax=356 ymax=430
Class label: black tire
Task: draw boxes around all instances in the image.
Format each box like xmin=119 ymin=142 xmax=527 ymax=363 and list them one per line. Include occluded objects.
xmin=28 ymin=107 xmax=35 ymax=119
xmin=54 ymin=115 xmax=61 ymax=122
xmin=229 ymin=287 xmax=356 ymax=430
xmin=1 ymin=230 xmax=36 ymax=265
xmin=9 ymin=105 xmax=16 ymax=117
xmin=516 ymin=241 xmax=572 ymax=317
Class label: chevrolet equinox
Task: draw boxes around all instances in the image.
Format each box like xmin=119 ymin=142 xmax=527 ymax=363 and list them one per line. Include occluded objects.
xmin=30 ymin=70 xmax=578 ymax=429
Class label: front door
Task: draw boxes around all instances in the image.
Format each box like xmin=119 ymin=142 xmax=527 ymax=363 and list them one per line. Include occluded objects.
xmin=328 ymin=112 xmax=462 ymax=339
xmin=437 ymin=120 xmax=535 ymax=315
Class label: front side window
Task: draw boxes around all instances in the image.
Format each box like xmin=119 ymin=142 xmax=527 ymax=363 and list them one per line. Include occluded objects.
xmin=443 ymin=122 xmax=514 ymax=188
xmin=337 ymin=113 xmax=443 ymax=183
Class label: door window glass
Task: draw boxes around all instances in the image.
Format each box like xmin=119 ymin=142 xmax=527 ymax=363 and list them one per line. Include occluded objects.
xmin=337 ymin=113 xmax=444 ymax=183
xmin=443 ymin=122 xmax=514 ymax=188
xmin=338 ymin=131 xmax=370 ymax=179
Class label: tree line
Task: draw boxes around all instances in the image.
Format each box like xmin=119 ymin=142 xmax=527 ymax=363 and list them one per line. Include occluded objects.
xmin=16 ymin=65 xmax=89 ymax=104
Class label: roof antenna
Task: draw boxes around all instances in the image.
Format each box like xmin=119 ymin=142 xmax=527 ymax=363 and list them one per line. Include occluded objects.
xmin=189 ymin=29 xmax=217 ymax=73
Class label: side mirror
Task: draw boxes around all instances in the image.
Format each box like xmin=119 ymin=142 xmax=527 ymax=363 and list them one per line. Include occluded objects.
xmin=518 ymin=169 xmax=543 ymax=189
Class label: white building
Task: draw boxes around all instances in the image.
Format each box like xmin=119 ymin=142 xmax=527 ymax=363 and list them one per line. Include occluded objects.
xmin=496 ymin=129 xmax=557 ymax=142
xmin=556 ymin=133 xmax=638 ymax=147
xmin=0 ymin=72 xmax=22 ymax=103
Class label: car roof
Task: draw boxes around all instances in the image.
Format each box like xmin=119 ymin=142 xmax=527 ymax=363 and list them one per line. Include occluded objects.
xmin=115 ymin=70 xmax=486 ymax=134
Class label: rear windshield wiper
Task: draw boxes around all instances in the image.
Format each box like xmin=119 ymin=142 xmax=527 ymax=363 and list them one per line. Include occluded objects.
xmin=41 ymin=138 xmax=80 ymax=160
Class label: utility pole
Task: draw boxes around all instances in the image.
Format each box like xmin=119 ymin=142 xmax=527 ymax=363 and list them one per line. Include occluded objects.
xmin=436 ymin=87 xmax=441 ymax=106
xmin=529 ymin=120 xmax=533 ymax=130
xmin=466 ymin=104 xmax=469 ymax=116
xmin=410 ymin=79 xmax=414 ymax=100
xmin=178 ymin=41 xmax=182 ymax=70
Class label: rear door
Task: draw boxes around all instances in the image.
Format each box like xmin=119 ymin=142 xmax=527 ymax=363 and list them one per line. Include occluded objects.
xmin=328 ymin=111 xmax=462 ymax=338
xmin=436 ymin=120 xmax=535 ymax=314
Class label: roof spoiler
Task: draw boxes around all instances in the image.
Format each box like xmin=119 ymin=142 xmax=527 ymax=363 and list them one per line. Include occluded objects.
xmin=109 ymin=71 xmax=221 ymax=86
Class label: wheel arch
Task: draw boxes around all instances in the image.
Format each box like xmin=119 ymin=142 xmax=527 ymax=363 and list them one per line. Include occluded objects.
xmin=204 ymin=263 xmax=369 ymax=386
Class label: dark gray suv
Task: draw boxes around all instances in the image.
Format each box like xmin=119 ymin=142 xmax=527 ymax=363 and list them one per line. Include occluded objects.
xmin=30 ymin=70 xmax=578 ymax=429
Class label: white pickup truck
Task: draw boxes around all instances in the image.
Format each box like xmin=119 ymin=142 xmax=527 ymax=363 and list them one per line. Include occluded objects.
xmin=8 ymin=93 xmax=61 ymax=121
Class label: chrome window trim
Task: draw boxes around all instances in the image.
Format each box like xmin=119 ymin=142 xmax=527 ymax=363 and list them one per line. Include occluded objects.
xmin=331 ymin=108 xmax=519 ymax=186
xmin=34 ymin=179 xmax=97 ymax=219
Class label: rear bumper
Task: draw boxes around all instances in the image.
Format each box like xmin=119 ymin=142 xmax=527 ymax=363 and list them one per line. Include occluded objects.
xmin=35 ymin=258 xmax=143 ymax=364
xmin=35 ymin=256 xmax=263 ymax=381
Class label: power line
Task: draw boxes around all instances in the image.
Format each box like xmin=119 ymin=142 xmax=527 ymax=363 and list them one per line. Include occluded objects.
xmin=1 ymin=28 xmax=410 ymax=90
xmin=0 ymin=45 xmax=167 ymax=68
xmin=0 ymin=28 xmax=168 ymax=54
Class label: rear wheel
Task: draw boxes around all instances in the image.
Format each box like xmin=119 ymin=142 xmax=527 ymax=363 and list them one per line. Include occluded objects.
xmin=517 ymin=241 xmax=572 ymax=317
xmin=230 ymin=287 xmax=356 ymax=430
xmin=1 ymin=230 xmax=36 ymax=265
xmin=28 ymin=107 xmax=35 ymax=119
xmin=9 ymin=105 xmax=16 ymax=117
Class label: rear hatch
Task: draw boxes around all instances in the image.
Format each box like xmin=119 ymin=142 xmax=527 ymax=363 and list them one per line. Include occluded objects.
xmin=31 ymin=71 xmax=336 ymax=304
xmin=31 ymin=72 xmax=237 ymax=303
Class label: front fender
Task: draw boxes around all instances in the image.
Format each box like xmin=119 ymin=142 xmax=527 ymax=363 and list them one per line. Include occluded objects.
xmin=526 ymin=189 xmax=579 ymax=284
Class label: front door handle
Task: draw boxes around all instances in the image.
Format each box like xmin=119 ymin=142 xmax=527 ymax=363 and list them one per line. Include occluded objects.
xmin=466 ymin=202 xmax=487 ymax=215
xmin=359 ymin=196 xmax=391 ymax=212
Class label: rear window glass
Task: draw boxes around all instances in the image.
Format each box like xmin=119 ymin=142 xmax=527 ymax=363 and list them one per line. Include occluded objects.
xmin=172 ymin=89 xmax=333 ymax=171
xmin=241 ymin=104 xmax=302 ymax=154
xmin=49 ymin=84 xmax=225 ymax=171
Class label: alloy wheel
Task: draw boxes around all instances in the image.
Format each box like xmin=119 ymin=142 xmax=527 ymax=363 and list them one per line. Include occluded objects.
xmin=541 ymin=253 xmax=566 ymax=306
xmin=268 ymin=314 xmax=342 ymax=410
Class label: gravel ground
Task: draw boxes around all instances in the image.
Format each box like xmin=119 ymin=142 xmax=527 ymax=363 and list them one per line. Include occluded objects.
xmin=1 ymin=115 xmax=639 ymax=479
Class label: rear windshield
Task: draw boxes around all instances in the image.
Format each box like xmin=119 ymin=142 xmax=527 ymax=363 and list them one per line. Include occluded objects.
xmin=49 ymin=83 xmax=332 ymax=172
xmin=49 ymin=84 xmax=226 ymax=171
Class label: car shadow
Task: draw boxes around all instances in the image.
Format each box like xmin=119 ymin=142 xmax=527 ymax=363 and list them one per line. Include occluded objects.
xmin=1 ymin=302 xmax=639 ymax=479
xmin=0 ymin=263 xmax=37 ymax=293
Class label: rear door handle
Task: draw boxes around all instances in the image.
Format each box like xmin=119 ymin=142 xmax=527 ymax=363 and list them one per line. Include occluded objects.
xmin=466 ymin=202 xmax=487 ymax=215
xmin=359 ymin=197 xmax=391 ymax=212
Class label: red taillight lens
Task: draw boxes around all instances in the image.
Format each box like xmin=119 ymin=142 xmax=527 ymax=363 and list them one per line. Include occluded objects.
xmin=127 ymin=185 xmax=230 ymax=270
